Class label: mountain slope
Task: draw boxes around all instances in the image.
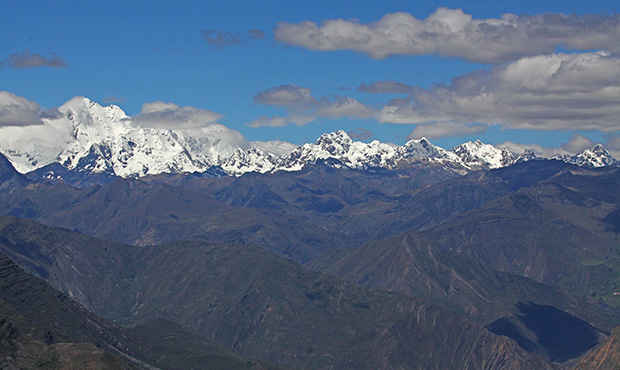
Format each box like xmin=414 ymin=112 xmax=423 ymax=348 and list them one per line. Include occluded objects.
xmin=0 ymin=216 xmax=556 ymax=370
xmin=310 ymin=231 xmax=617 ymax=362
xmin=0 ymin=233 xmax=282 ymax=370
xmin=0 ymin=156 xmax=588 ymax=264
xmin=573 ymin=325 xmax=620 ymax=370
xmin=426 ymin=179 xmax=620 ymax=306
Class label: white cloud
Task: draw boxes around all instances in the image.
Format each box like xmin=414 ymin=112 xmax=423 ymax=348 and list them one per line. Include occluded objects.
xmin=407 ymin=122 xmax=487 ymax=140
xmin=0 ymin=93 xmax=74 ymax=171
xmin=275 ymin=8 xmax=620 ymax=64
xmin=378 ymin=52 xmax=620 ymax=132
xmin=560 ymin=133 xmax=596 ymax=153
xmin=0 ymin=91 xmax=62 ymax=127
xmin=130 ymin=101 xmax=223 ymax=130
xmin=602 ymin=134 xmax=620 ymax=159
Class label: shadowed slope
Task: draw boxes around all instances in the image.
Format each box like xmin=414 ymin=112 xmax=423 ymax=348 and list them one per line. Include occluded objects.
xmin=0 ymin=216 xmax=555 ymax=370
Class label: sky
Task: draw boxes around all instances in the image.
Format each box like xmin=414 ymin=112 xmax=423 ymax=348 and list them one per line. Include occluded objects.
xmin=1 ymin=0 xmax=619 ymax=157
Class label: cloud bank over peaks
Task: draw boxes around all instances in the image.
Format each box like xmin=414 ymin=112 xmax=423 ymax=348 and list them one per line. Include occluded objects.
xmin=0 ymin=91 xmax=61 ymax=127
xmin=274 ymin=7 xmax=620 ymax=63
xmin=379 ymin=51 xmax=620 ymax=133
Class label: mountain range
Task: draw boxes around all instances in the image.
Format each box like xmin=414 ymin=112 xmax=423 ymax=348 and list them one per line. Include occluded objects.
xmin=0 ymin=97 xmax=617 ymax=187
xmin=1 ymin=97 xmax=620 ymax=368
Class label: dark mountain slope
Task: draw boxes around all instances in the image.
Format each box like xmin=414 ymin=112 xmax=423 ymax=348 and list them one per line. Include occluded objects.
xmin=0 ymin=153 xmax=28 ymax=185
xmin=573 ymin=325 xmax=620 ymax=370
xmin=310 ymin=231 xmax=616 ymax=362
xmin=426 ymin=181 xmax=620 ymax=306
xmin=0 ymin=176 xmax=344 ymax=262
xmin=0 ymin=216 xmax=555 ymax=370
xmin=0 ymin=156 xmax=585 ymax=264
xmin=0 ymin=241 xmax=282 ymax=370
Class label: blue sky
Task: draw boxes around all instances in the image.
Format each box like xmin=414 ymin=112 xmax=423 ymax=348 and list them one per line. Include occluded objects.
xmin=1 ymin=0 xmax=619 ymax=155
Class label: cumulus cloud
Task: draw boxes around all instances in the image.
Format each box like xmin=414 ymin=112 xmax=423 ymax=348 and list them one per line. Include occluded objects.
xmin=130 ymin=101 xmax=223 ymax=129
xmin=378 ymin=52 xmax=620 ymax=132
xmin=253 ymin=84 xmax=316 ymax=108
xmin=358 ymin=80 xmax=414 ymax=94
xmin=407 ymin=122 xmax=487 ymax=140
xmin=0 ymin=91 xmax=61 ymax=127
xmin=561 ymin=133 xmax=596 ymax=153
xmin=275 ymin=8 xmax=620 ymax=64
xmin=203 ymin=28 xmax=265 ymax=48
xmin=247 ymin=114 xmax=315 ymax=128
xmin=1 ymin=49 xmax=68 ymax=68
xmin=347 ymin=128 xmax=374 ymax=140
xmin=316 ymin=97 xmax=375 ymax=118
xmin=604 ymin=134 xmax=620 ymax=159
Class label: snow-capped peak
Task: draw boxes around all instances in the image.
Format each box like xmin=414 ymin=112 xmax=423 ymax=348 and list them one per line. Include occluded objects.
xmin=0 ymin=95 xmax=618 ymax=181
xmin=452 ymin=140 xmax=515 ymax=169
xmin=400 ymin=137 xmax=460 ymax=162
xmin=314 ymin=130 xmax=354 ymax=155
xmin=220 ymin=147 xmax=280 ymax=175
xmin=561 ymin=144 xmax=619 ymax=168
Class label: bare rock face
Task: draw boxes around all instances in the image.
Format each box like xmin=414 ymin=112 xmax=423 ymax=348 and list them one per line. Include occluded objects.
xmin=573 ymin=326 xmax=620 ymax=370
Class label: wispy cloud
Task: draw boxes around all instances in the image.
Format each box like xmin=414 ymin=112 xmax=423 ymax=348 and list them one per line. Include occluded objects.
xmin=275 ymin=8 xmax=620 ymax=64
xmin=203 ymin=28 xmax=265 ymax=49
xmin=1 ymin=49 xmax=68 ymax=69
xmin=358 ymin=80 xmax=414 ymax=94
xmin=378 ymin=52 xmax=620 ymax=132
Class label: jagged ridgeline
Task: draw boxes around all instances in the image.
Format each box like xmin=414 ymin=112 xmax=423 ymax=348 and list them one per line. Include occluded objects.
xmin=0 ymin=97 xmax=616 ymax=187
xmin=0 ymin=98 xmax=620 ymax=368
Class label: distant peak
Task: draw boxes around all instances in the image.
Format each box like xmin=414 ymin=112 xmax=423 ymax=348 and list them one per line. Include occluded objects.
xmin=404 ymin=137 xmax=432 ymax=146
xmin=316 ymin=130 xmax=352 ymax=144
